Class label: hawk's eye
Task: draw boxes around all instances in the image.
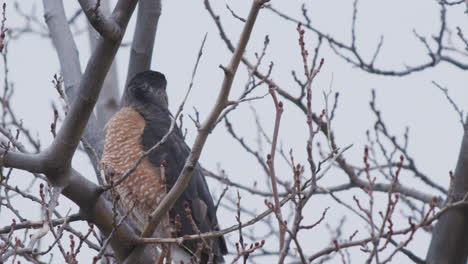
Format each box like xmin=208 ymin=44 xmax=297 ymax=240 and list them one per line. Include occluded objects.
xmin=137 ymin=83 xmax=151 ymax=95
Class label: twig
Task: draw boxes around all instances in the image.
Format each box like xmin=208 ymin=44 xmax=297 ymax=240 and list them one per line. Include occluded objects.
xmin=226 ymin=4 xmax=246 ymax=22
xmin=27 ymin=185 xmax=62 ymax=250
xmin=265 ymin=87 xmax=286 ymax=250
xmin=0 ymin=3 xmax=7 ymax=53
xmin=432 ymin=80 xmax=465 ymax=128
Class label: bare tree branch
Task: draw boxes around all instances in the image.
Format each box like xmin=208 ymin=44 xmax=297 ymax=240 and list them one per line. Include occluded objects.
xmin=125 ymin=0 xmax=162 ymax=84
xmin=43 ymin=0 xmax=82 ymax=101
xmin=426 ymin=116 xmax=468 ymax=263
xmin=78 ymin=0 xmax=123 ymax=40
xmin=268 ymin=4 xmax=468 ymax=76
xmin=265 ymin=88 xmax=286 ymax=250
xmin=87 ymin=0 xmax=121 ymax=130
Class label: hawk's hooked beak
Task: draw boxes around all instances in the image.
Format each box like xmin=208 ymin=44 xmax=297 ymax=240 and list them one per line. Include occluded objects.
xmin=154 ymin=88 xmax=169 ymax=108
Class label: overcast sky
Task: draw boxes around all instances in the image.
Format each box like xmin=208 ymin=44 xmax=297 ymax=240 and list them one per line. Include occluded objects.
xmin=2 ymin=0 xmax=467 ymax=263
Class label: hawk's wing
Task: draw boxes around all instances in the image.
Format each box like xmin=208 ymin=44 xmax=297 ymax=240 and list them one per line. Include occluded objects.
xmin=141 ymin=105 xmax=227 ymax=262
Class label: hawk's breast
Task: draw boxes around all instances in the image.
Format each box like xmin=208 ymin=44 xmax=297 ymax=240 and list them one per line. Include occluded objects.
xmin=101 ymin=107 xmax=168 ymax=233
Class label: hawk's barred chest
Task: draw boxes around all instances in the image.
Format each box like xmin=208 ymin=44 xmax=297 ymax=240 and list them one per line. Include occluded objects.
xmin=101 ymin=107 xmax=168 ymax=233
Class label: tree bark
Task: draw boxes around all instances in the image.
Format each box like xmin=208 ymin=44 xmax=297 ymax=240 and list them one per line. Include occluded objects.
xmin=87 ymin=0 xmax=121 ymax=132
xmin=125 ymin=0 xmax=162 ymax=86
xmin=426 ymin=120 xmax=468 ymax=264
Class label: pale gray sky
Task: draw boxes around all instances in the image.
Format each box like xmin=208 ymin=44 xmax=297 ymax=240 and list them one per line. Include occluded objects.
xmin=1 ymin=0 xmax=467 ymax=263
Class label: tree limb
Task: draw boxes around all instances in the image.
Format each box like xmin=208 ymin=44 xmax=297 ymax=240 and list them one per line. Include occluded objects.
xmin=87 ymin=0 xmax=121 ymax=131
xmin=78 ymin=0 xmax=123 ymax=40
xmin=426 ymin=117 xmax=468 ymax=264
xmin=125 ymin=0 xmax=162 ymax=85
xmin=43 ymin=0 xmax=82 ymax=101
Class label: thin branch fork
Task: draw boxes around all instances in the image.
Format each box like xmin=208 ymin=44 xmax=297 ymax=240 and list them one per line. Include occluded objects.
xmin=269 ymin=5 xmax=468 ymax=75
xmin=78 ymin=0 xmax=122 ymax=40
xmin=0 ymin=214 xmax=82 ymax=234
xmin=308 ymin=195 xmax=453 ymax=263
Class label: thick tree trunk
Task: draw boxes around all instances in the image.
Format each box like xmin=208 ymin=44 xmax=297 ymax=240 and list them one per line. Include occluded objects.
xmin=427 ymin=121 xmax=468 ymax=264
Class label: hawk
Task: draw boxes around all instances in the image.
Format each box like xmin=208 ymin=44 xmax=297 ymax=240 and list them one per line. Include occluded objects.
xmin=101 ymin=71 xmax=227 ymax=263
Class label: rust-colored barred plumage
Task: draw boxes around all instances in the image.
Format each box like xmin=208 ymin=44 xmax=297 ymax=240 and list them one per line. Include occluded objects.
xmin=101 ymin=107 xmax=170 ymax=236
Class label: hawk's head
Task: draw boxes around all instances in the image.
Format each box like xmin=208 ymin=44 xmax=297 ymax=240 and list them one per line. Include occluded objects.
xmin=122 ymin=70 xmax=168 ymax=113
